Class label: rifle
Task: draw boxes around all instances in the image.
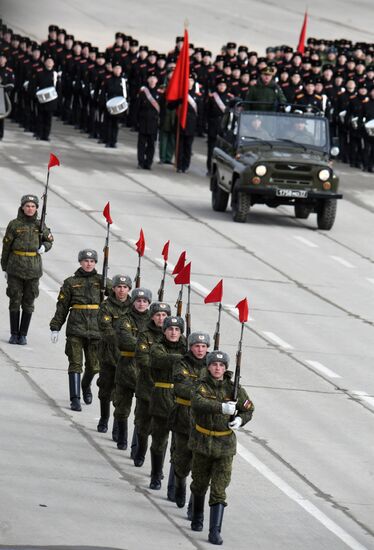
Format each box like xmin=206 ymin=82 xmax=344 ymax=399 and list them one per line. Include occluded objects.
xmin=39 ymin=173 xmax=50 ymax=248
xmin=158 ymin=260 xmax=167 ymax=301
xmin=230 ymin=322 xmax=244 ymax=422
xmin=185 ymin=284 xmax=191 ymax=338
xmin=213 ymin=302 xmax=222 ymax=350
xmin=176 ymin=286 xmax=183 ymax=316
xmin=101 ymin=223 xmax=110 ymax=302
xmin=134 ymin=254 xmax=141 ymax=288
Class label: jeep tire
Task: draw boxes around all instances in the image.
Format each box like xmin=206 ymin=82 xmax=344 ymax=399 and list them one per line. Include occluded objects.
xmin=211 ymin=173 xmax=229 ymax=212
xmin=317 ymin=199 xmax=337 ymax=230
xmin=232 ymin=192 xmax=250 ymax=223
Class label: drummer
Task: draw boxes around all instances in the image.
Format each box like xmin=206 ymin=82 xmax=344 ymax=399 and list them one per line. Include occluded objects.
xmin=30 ymin=55 xmax=58 ymax=141
xmin=101 ymin=62 xmax=128 ymax=148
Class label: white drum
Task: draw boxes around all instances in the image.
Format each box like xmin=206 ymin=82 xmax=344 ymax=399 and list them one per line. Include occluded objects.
xmin=36 ymin=86 xmax=58 ymax=104
xmin=364 ymin=119 xmax=374 ymax=137
xmin=106 ymin=96 xmax=128 ymax=115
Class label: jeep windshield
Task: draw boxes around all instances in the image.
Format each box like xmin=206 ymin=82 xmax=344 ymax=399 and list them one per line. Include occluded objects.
xmin=238 ymin=112 xmax=328 ymax=150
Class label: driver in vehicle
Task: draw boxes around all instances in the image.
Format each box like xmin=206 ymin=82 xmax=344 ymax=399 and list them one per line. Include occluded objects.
xmin=248 ymin=116 xmax=272 ymax=139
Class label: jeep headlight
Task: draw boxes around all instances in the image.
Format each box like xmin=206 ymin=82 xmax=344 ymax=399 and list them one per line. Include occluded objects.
xmin=318 ymin=169 xmax=330 ymax=182
xmin=255 ymin=165 xmax=267 ymax=177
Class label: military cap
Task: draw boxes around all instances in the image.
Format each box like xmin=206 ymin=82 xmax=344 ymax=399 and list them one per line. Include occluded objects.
xmin=30 ymin=41 xmax=39 ymax=50
xmin=4 ymin=28 xmax=12 ymax=35
xmin=78 ymin=249 xmax=98 ymax=262
xmin=148 ymin=50 xmax=158 ymax=57
xmin=223 ymin=62 xmax=232 ymax=69
xmin=238 ymin=45 xmax=248 ymax=53
xmin=12 ymin=34 xmax=21 ymax=42
xmin=73 ymin=40 xmax=82 ymax=47
xmin=82 ymin=42 xmax=91 ymax=48
xmin=48 ymin=25 xmax=59 ymax=32
xmin=158 ymin=53 xmax=166 ymax=60
xmin=367 ymin=65 xmax=374 ymax=72
xmin=215 ymin=76 xmax=227 ymax=85
xmin=215 ymin=55 xmax=225 ymax=62
xmin=139 ymin=45 xmax=148 ymax=52
xmin=175 ymin=36 xmax=183 ymax=43
xmin=311 ymin=60 xmax=322 ymax=67
xmin=266 ymin=47 xmax=275 ymax=53
xmin=194 ymin=47 xmax=204 ymax=54
xmin=97 ymin=51 xmax=106 ymax=59
xmin=123 ymin=35 xmax=132 ymax=41
xmin=130 ymin=39 xmax=139 ymax=47
xmin=227 ymin=42 xmax=237 ymax=49
xmin=307 ymin=37 xmax=316 ymax=45
xmin=91 ymin=47 xmax=99 ymax=54
xmin=248 ymin=51 xmax=258 ymax=57
xmin=44 ymin=54 xmax=54 ymax=62
xmin=189 ymin=72 xmax=196 ymax=79
xmin=231 ymin=64 xmax=241 ymax=71
xmin=267 ymin=60 xmax=277 ymax=67
xmin=203 ymin=50 xmax=212 ymax=57
xmin=115 ymin=32 xmax=124 ymax=39
xmin=241 ymin=69 xmax=250 ymax=76
xmin=327 ymin=46 xmax=337 ymax=54
xmin=131 ymin=287 xmax=152 ymax=303
xmin=257 ymin=57 xmax=267 ymax=63
xmin=112 ymin=61 xmax=122 ymax=68
xmin=314 ymin=77 xmax=323 ymax=84
xmin=188 ymin=332 xmax=211 ymax=348
xmin=323 ymin=64 xmax=334 ymax=71
xmin=149 ymin=301 xmax=172 ymax=317
xmin=163 ymin=315 xmax=184 ymax=332
xmin=347 ymin=56 xmax=356 ymax=62
xmin=206 ymin=350 xmax=230 ymax=368
xmin=65 ymin=34 xmax=74 ymax=41
xmin=57 ymin=28 xmax=66 ymax=35
xmin=283 ymin=46 xmax=293 ymax=53
xmin=357 ymin=81 xmax=368 ymax=89
xmin=261 ymin=66 xmax=273 ymax=75
xmin=21 ymin=194 xmax=39 ymax=207
xmin=112 ymin=274 xmax=132 ymax=288
xmin=0 ymin=51 xmax=7 ymax=57
xmin=304 ymin=78 xmax=316 ymax=85
xmin=189 ymin=43 xmax=194 ymax=49
xmin=147 ymin=71 xmax=158 ymax=79
xmin=302 ymin=56 xmax=311 ymax=63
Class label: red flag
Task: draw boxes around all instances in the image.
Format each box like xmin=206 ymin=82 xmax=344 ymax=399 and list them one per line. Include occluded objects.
xmin=165 ymin=28 xmax=190 ymax=128
xmin=172 ymin=251 xmax=186 ymax=275
xmin=48 ymin=153 xmax=60 ymax=170
xmin=102 ymin=202 xmax=112 ymax=225
xmin=174 ymin=262 xmax=191 ymax=285
xmin=296 ymin=11 xmax=308 ymax=54
xmin=162 ymin=240 xmax=170 ymax=262
xmin=204 ymin=279 xmax=223 ymax=304
xmin=236 ymin=298 xmax=249 ymax=323
xmin=136 ymin=229 xmax=145 ymax=257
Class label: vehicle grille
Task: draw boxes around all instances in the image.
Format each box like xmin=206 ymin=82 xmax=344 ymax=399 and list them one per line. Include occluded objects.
xmin=270 ymin=164 xmax=313 ymax=185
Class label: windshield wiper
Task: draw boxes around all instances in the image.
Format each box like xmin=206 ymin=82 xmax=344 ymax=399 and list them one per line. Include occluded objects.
xmin=276 ymin=139 xmax=308 ymax=151
xmin=240 ymin=136 xmax=273 ymax=149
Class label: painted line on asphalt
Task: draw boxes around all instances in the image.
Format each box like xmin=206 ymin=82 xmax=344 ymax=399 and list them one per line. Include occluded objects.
xmin=74 ymin=200 xmax=92 ymax=210
xmin=305 ymin=360 xmax=341 ymax=379
xmin=294 ymin=236 xmax=319 ymax=248
xmin=351 ymin=391 xmax=374 ymax=408
xmin=366 ymin=278 xmax=374 ymax=285
xmin=237 ymin=442 xmax=369 ymax=550
xmin=262 ymin=331 xmax=293 ymax=349
xmin=190 ymin=281 xmax=210 ymax=294
xmin=52 ymin=184 xmax=69 ymax=195
xmin=330 ymin=256 xmax=355 ymax=268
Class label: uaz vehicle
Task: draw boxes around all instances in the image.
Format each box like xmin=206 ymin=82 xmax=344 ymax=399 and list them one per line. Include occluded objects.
xmin=210 ymin=102 xmax=342 ymax=229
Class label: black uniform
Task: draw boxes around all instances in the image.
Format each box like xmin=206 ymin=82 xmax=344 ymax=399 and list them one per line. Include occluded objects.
xmin=206 ymin=90 xmax=232 ymax=173
xmin=30 ymin=66 xmax=57 ymax=140
xmin=361 ymin=96 xmax=374 ymax=171
xmin=170 ymin=89 xmax=203 ymax=172
xmin=102 ymin=74 xmax=127 ymax=147
xmin=135 ymin=85 xmax=162 ymax=169
xmin=0 ymin=64 xmax=15 ymax=139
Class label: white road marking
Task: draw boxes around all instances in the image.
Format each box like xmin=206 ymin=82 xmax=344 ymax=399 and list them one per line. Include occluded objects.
xmin=39 ymin=281 xmax=58 ymax=301
xmin=262 ymin=331 xmax=293 ymax=349
xmin=190 ymin=281 xmax=210 ymax=294
xmin=352 ymin=391 xmax=374 ymax=408
xmin=155 ymin=258 xmax=174 ymax=272
xmin=366 ymin=278 xmax=374 ymax=285
xmin=330 ymin=256 xmax=355 ymax=268
xmin=75 ymin=200 xmax=92 ymax=210
xmin=237 ymin=442 xmax=369 ymax=550
xmin=306 ymin=360 xmax=341 ymax=379
xmin=294 ymin=236 xmax=319 ymax=248
xmin=52 ymin=184 xmax=68 ymax=195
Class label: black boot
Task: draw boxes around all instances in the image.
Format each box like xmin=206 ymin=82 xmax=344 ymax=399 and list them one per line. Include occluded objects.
xmin=133 ymin=433 xmax=148 ymax=467
xmin=149 ymin=450 xmax=164 ymax=490
xmin=191 ymin=493 xmax=205 ymax=531
xmin=208 ymin=503 xmax=224 ymax=545
xmin=117 ymin=420 xmax=128 ymax=450
xmin=112 ymin=418 xmax=119 ymax=442
xmin=187 ymin=495 xmax=193 ymax=520
xmin=81 ymin=371 xmax=94 ymax=405
xmin=68 ymin=373 xmax=82 ymax=411
xmin=130 ymin=428 xmax=138 ymax=459
xmin=97 ymin=400 xmax=110 ymax=432
xmin=18 ymin=311 xmax=32 ymax=345
xmin=175 ymin=475 xmax=187 ymax=508
xmin=9 ymin=310 xmax=20 ymax=344
xmin=167 ymin=463 xmax=176 ymax=502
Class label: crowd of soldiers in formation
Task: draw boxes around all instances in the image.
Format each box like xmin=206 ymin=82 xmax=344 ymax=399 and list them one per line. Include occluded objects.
xmin=1 ymin=193 xmax=255 ymax=546
xmin=1 ymin=21 xmax=374 ymax=172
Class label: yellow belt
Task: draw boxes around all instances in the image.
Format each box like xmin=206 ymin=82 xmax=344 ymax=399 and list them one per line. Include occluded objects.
xmin=196 ymin=424 xmax=231 ymax=437
xmin=120 ymin=351 xmax=135 ymax=357
xmin=176 ymin=397 xmax=191 ymax=407
xmin=71 ymin=304 xmax=100 ymax=310
xmin=13 ymin=250 xmax=37 ymax=257
xmin=154 ymin=382 xmax=174 ymax=389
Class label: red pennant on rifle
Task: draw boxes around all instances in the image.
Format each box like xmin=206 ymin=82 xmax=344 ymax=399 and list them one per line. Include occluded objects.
xmin=48 ymin=153 xmax=60 ymax=170
xmin=172 ymin=251 xmax=186 ymax=275
xmin=174 ymin=262 xmax=191 ymax=285
xmin=102 ymin=202 xmax=113 ymax=225
xmin=136 ymin=229 xmax=145 ymax=257
xmin=204 ymin=279 xmax=223 ymax=304
xmin=162 ymin=240 xmax=170 ymax=262
xmin=236 ymin=297 xmax=249 ymax=323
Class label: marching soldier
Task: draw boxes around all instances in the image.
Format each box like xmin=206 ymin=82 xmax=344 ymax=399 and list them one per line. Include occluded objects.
xmin=97 ymin=274 xmax=132 ymax=436
xmin=30 ymin=55 xmax=58 ymax=140
xmin=101 ymin=61 xmax=127 ymax=148
xmin=0 ymin=50 xmax=15 ymax=140
xmin=295 ymin=78 xmax=323 ymax=111
xmin=206 ymin=77 xmax=232 ymax=176
xmin=50 ymin=249 xmax=108 ymax=412
xmin=1 ymin=194 xmax=53 ymax=344
xmin=361 ymin=85 xmax=374 ymax=172
xmin=346 ymin=81 xmax=369 ymax=168
xmin=135 ymin=72 xmax=162 ymax=169
xmin=189 ymin=350 xmax=254 ymax=545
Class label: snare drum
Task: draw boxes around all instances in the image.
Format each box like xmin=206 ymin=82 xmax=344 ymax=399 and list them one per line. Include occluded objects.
xmin=364 ymin=119 xmax=374 ymax=137
xmin=106 ymin=96 xmax=128 ymax=115
xmin=36 ymin=86 xmax=58 ymax=104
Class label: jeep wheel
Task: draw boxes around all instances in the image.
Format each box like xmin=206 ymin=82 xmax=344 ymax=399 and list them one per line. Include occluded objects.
xmin=294 ymin=203 xmax=311 ymax=219
xmin=232 ymin=192 xmax=250 ymax=223
xmin=211 ymin=174 xmax=229 ymax=212
xmin=317 ymin=199 xmax=337 ymax=230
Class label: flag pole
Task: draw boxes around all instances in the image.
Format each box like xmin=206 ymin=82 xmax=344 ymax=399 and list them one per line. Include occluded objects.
xmin=158 ymin=259 xmax=167 ymax=301
xmin=175 ymin=106 xmax=181 ymax=171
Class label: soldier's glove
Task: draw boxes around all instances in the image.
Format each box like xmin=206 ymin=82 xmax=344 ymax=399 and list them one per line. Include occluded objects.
xmin=37 ymin=245 xmax=46 ymax=254
xmin=228 ymin=417 xmax=242 ymax=430
xmin=221 ymin=401 xmax=237 ymax=415
xmin=51 ymin=331 xmax=59 ymax=343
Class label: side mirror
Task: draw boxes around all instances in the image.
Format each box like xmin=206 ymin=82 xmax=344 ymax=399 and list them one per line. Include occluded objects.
xmin=330 ymin=146 xmax=340 ymax=157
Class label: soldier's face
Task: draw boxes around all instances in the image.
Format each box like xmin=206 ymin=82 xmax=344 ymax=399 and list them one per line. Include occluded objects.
xmin=134 ymin=298 xmax=149 ymax=312
xmin=80 ymin=259 xmax=96 ymax=272
xmin=113 ymin=66 xmax=122 ymax=76
xmin=165 ymin=326 xmax=181 ymax=342
xmin=261 ymin=74 xmax=272 ymax=85
xmin=152 ymin=311 xmax=168 ymax=327
xmin=190 ymin=343 xmax=208 ymax=359
xmin=208 ymin=361 xmax=226 ymax=380
xmin=22 ymin=202 xmax=37 ymax=216
xmin=113 ymin=284 xmax=130 ymax=301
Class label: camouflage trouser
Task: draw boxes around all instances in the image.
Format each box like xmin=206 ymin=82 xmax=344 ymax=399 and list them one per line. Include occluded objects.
xmin=190 ymin=452 xmax=233 ymax=506
xmin=150 ymin=414 xmax=171 ymax=455
xmin=113 ymin=384 xmax=135 ymax=421
xmin=96 ymin=361 xmax=116 ymax=401
xmin=65 ymin=336 xmax=100 ymax=375
xmin=134 ymin=397 xmax=152 ymax=436
xmin=6 ymin=275 xmax=39 ymax=313
xmin=173 ymin=432 xmax=192 ymax=479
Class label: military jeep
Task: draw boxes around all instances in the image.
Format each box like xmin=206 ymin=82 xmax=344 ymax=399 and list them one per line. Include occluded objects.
xmin=210 ymin=102 xmax=342 ymax=229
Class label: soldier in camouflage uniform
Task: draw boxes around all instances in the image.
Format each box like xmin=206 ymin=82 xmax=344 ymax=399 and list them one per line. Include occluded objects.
xmin=148 ymin=316 xmax=187 ymax=491
xmin=96 ymin=274 xmax=132 ymax=436
xmin=1 ymin=194 xmax=53 ymax=345
xmin=113 ymin=288 xmax=152 ymax=451
xmin=50 ymin=249 xmax=107 ymax=412
xmin=133 ymin=301 xmax=171 ymax=467
xmin=189 ymin=350 xmax=254 ymax=545
xmin=170 ymin=331 xmax=210 ymax=509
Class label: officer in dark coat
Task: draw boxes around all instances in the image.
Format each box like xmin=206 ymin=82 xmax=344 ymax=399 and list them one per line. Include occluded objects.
xmin=206 ymin=77 xmax=232 ymax=175
xmin=102 ymin=62 xmax=127 ymax=147
xmin=31 ymin=55 xmax=58 ymax=140
xmin=135 ymin=72 xmax=162 ymax=169
xmin=346 ymin=82 xmax=368 ymax=167
xmin=361 ymin=85 xmax=374 ymax=172
xmin=0 ymin=50 xmax=15 ymax=139
xmin=295 ymin=78 xmax=323 ymax=111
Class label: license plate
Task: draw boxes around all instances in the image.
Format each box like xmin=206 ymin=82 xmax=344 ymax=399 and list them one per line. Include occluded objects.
xmin=276 ymin=189 xmax=308 ymax=198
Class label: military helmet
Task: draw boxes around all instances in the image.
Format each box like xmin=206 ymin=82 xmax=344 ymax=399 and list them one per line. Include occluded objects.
xmin=78 ymin=249 xmax=98 ymax=262
xmin=112 ymin=274 xmax=132 ymax=289
xmin=149 ymin=301 xmax=171 ymax=317
xmin=21 ymin=194 xmax=39 ymax=207
xmin=206 ymin=350 xmax=230 ymax=368
xmin=131 ymin=287 xmax=152 ymax=303
xmin=188 ymin=332 xmax=211 ymax=348
xmin=163 ymin=315 xmax=184 ymax=333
